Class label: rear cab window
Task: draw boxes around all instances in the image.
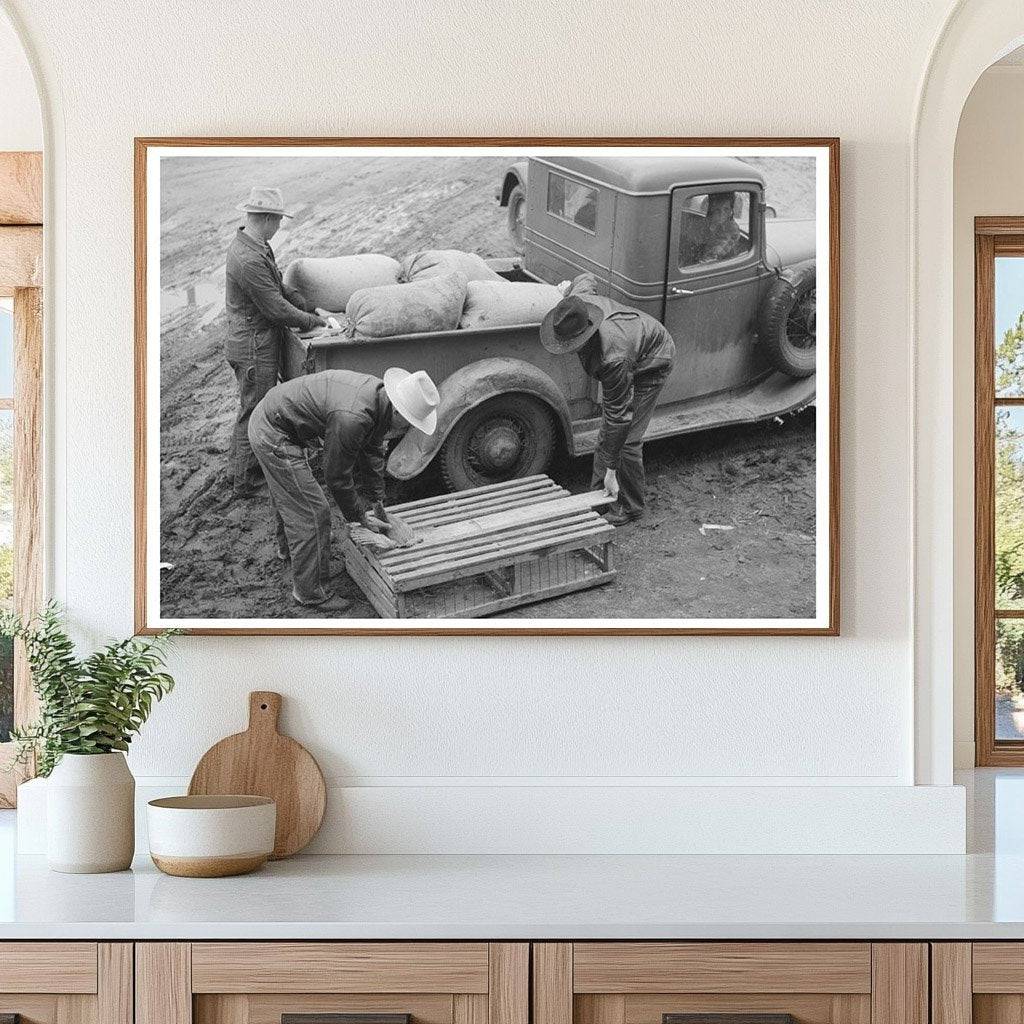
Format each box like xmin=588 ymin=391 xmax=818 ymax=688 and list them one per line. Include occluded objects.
xmin=547 ymin=172 xmax=599 ymax=234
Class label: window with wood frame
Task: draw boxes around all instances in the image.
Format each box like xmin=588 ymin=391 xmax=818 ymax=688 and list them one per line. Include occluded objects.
xmin=0 ymin=151 xmax=43 ymax=806
xmin=976 ymin=219 xmax=1024 ymax=765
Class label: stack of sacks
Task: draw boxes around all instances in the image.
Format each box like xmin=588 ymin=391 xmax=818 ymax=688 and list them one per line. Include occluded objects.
xmin=345 ymin=272 xmax=468 ymax=339
xmin=400 ymin=249 xmax=504 ymax=284
xmin=283 ymin=254 xmax=401 ymax=313
xmin=459 ymin=280 xmax=563 ymax=330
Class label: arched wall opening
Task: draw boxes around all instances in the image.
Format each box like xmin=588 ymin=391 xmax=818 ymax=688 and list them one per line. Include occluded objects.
xmin=952 ymin=45 xmax=1024 ymax=768
xmin=914 ymin=0 xmax=1024 ymax=784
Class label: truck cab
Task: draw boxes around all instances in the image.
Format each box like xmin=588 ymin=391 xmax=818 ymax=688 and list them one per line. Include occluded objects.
xmin=501 ymin=155 xmax=816 ymax=408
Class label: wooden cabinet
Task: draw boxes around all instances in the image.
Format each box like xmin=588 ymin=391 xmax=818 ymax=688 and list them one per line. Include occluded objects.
xmin=136 ymin=943 xmax=528 ymax=1024
xmin=533 ymin=944 xmax=928 ymax=1024
xmin=0 ymin=943 xmax=132 ymax=1024
xmin=931 ymin=943 xmax=1024 ymax=1024
xmin=0 ymin=938 xmax=938 ymax=1024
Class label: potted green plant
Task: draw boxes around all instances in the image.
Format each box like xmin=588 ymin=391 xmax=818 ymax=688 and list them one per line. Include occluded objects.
xmin=2 ymin=604 xmax=177 ymax=873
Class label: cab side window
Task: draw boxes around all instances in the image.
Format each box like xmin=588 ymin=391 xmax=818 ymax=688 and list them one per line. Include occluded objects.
xmin=678 ymin=190 xmax=753 ymax=269
xmin=547 ymin=172 xmax=598 ymax=233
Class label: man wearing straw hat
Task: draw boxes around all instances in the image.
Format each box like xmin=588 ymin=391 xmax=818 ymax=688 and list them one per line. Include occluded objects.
xmin=225 ymin=186 xmax=327 ymax=497
xmin=249 ymin=368 xmax=440 ymax=614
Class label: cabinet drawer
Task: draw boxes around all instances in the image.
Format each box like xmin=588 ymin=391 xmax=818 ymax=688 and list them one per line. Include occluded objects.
xmin=191 ymin=943 xmax=490 ymax=993
xmin=0 ymin=942 xmax=98 ymax=993
xmin=139 ymin=942 xmax=528 ymax=1024
xmin=572 ymin=943 xmax=872 ymax=994
xmin=535 ymin=944 xmax=925 ymax=1024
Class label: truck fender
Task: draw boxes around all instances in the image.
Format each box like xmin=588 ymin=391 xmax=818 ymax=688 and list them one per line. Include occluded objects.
xmin=497 ymin=161 xmax=529 ymax=206
xmin=387 ymin=357 xmax=574 ymax=480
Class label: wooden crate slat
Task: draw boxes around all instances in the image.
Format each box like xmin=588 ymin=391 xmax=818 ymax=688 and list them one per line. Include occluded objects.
xmin=432 ymin=559 xmax=614 ymax=617
xmin=410 ymin=492 xmax=613 ymax=547
xmin=382 ymin=510 xmax=600 ymax=568
xmin=398 ymin=488 xmax=566 ymax=529
xmin=396 ymin=479 xmax=563 ymax=523
xmin=343 ymin=544 xmax=398 ymax=618
xmin=383 ymin=513 xmax=604 ymax=576
xmin=392 ymin=523 xmax=614 ymax=590
xmin=391 ymin=520 xmax=612 ymax=582
xmin=390 ymin=474 xmax=550 ymax=512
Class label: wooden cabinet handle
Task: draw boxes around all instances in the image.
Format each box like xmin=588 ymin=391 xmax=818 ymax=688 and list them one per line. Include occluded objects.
xmin=665 ymin=1016 xmax=797 ymax=1024
xmin=283 ymin=1016 xmax=411 ymax=1024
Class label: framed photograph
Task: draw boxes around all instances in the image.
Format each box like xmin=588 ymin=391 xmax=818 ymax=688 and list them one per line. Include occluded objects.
xmin=135 ymin=137 xmax=839 ymax=635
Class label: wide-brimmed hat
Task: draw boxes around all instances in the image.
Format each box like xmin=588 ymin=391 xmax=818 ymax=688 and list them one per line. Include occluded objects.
xmin=383 ymin=368 xmax=439 ymax=436
xmin=236 ymin=186 xmax=294 ymax=218
xmin=540 ymin=296 xmax=604 ymax=354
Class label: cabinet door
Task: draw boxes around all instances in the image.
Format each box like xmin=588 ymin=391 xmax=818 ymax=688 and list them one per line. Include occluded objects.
xmin=0 ymin=942 xmax=132 ymax=1024
xmin=936 ymin=943 xmax=1024 ymax=1024
xmin=137 ymin=943 xmax=528 ymax=1024
xmin=534 ymin=944 xmax=927 ymax=1024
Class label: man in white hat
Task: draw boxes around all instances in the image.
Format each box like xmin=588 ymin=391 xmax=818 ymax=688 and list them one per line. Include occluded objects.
xmin=248 ymin=368 xmax=440 ymax=613
xmin=224 ymin=186 xmax=327 ymax=497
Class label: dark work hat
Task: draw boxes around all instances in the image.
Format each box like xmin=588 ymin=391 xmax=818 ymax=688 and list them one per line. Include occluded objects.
xmin=540 ymin=296 xmax=605 ymax=354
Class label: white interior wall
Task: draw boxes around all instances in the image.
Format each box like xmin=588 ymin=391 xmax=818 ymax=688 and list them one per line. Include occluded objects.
xmin=0 ymin=9 xmax=39 ymax=151
xmin=0 ymin=0 xmax=979 ymax=852
xmin=952 ymin=62 xmax=1024 ymax=767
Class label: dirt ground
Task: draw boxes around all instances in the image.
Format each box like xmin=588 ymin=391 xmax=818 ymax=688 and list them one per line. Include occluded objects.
xmin=158 ymin=154 xmax=817 ymax=621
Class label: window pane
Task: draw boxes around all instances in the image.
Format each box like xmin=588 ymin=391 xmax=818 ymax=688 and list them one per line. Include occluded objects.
xmin=0 ymin=300 xmax=13 ymax=400
xmin=546 ymin=173 xmax=598 ymax=232
xmin=995 ymin=256 xmax=1024 ymax=396
xmin=0 ymin=409 xmax=11 ymax=742
xmin=997 ymin=619 xmax=1024 ymax=740
xmin=678 ymin=191 xmax=753 ymax=269
xmin=997 ymin=407 xmax=1024 ymax=609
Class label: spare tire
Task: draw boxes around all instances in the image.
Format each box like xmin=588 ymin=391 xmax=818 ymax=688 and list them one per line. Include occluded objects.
xmin=757 ymin=260 xmax=817 ymax=378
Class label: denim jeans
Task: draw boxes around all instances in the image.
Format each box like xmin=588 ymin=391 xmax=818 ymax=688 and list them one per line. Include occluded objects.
xmin=248 ymin=403 xmax=333 ymax=605
xmin=590 ymin=372 xmax=667 ymax=518
xmin=228 ymin=343 xmax=280 ymax=494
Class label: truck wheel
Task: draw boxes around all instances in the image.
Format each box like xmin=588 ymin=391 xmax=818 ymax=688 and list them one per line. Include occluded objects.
xmin=440 ymin=394 xmax=556 ymax=492
xmin=758 ymin=263 xmax=817 ymax=378
xmin=506 ymin=184 xmax=527 ymax=255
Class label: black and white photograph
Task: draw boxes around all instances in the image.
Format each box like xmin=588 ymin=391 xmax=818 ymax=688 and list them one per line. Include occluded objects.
xmin=137 ymin=140 xmax=837 ymax=633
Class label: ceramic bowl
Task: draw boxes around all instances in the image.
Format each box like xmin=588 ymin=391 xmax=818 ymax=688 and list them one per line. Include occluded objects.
xmin=147 ymin=795 xmax=276 ymax=877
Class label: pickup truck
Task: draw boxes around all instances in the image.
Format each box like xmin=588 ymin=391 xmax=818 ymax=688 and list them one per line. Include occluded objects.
xmin=291 ymin=155 xmax=818 ymax=492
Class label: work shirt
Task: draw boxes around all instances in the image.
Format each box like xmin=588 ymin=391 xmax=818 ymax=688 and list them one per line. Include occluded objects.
xmin=257 ymin=370 xmax=392 ymax=522
xmin=224 ymin=228 xmax=321 ymax=364
xmin=568 ymin=274 xmax=676 ymax=469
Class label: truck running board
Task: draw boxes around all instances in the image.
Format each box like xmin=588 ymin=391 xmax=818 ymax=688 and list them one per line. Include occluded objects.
xmin=571 ymin=371 xmax=815 ymax=456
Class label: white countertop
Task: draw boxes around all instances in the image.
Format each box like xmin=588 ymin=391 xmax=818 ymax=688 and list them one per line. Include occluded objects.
xmin=1 ymin=849 xmax=1023 ymax=940
xmin=1 ymin=770 xmax=1022 ymax=941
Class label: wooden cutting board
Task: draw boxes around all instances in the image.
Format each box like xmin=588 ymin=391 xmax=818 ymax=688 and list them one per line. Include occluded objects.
xmin=188 ymin=691 xmax=326 ymax=859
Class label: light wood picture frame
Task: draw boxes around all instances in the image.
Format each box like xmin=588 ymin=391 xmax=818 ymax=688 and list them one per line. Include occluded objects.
xmin=135 ymin=137 xmax=839 ymax=636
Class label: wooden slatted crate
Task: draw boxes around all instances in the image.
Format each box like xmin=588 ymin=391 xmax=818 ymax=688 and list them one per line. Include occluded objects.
xmin=342 ymin=475 xmax=616 ymax=618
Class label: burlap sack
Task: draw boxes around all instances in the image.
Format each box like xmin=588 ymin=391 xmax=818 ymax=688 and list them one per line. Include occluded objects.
xmin=282 ymin=254 xmax=401 ymax=313
xmin=459 ymin=280 xmax=563 ymax=330
xmin=399 ymin=249 xmax=504 ymax=284
xmin=346 ymin=272 xmax=468 ymax=339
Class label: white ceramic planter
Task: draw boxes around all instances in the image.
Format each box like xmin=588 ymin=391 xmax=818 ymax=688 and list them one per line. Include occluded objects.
xmin=46 ymin=752 xmax=135 ymax=873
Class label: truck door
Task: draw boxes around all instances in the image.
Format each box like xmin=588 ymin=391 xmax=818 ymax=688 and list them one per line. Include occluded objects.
xmin=662 ymin=185 xmax=769 ymax=404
